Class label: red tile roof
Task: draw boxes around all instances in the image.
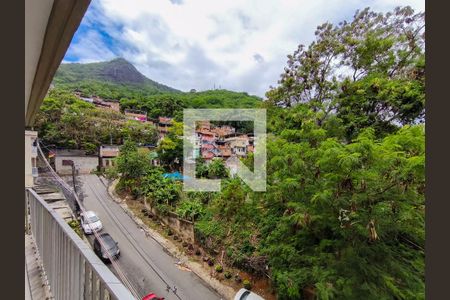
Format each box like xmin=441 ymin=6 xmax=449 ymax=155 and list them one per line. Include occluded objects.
xmin=202 ymin=151 xmax=215 ymax=159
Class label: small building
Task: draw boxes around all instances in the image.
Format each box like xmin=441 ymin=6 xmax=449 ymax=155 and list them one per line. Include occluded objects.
xmin=76 ymin=93 xmax=121 ymax=113
xmin=225 ymin=135 xmax=250 ymax=157
xmin=211 ymin=125 xmax=235 ymax=137
xmin=158 ymin=117 xmax=173 ymax=139
xmin=124 ymin=109 xmax=147 ymax=122
xmin=199 ymin=131 xmax=216 ymax=144
xmin=217 ymin=145 xmax=232 ymax=158
xmin=197 ymin=120 xmax=211 ymax=130
xmin=54 ymin=149 xmax=98 ymax=175
xmin=148 ymin=151 xmax=160 ymax=166
xmin=98 ymin=145 xmax=120 ymax=170
xmin=95 ymin=99 xmax=120 ymax=113
xmin=201 ymin=143 xmax=215 ymax=151
xmin=202 ymin=151 xmax=215 ymax=161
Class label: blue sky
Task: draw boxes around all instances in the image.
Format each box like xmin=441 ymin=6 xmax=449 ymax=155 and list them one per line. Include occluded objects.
xmin=64 ymin=0 xmax=425 ymax=97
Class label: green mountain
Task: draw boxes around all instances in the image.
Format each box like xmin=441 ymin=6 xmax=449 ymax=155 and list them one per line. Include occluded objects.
xmin=53 ymin=58 xmax=180 ymax=99
xmin=53 ymin=58 xmax=262 ymax=111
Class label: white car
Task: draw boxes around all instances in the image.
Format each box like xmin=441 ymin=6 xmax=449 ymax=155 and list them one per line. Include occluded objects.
xmin=80 ymin=211 xmax=103 ymax=234
xmin=234 ymin=289 xmax=265 ymax=300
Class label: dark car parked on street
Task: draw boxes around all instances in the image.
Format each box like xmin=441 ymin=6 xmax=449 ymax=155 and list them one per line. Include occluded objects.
xmin=93 ymin=233 xmax=120 ymax=263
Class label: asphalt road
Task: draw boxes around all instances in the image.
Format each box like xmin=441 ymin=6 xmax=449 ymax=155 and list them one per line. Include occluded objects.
xmin=78 ymin=174 xmax=222 ymax=300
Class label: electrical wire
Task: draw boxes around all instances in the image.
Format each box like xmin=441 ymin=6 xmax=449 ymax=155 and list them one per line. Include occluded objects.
xmin=37 ymin=144 xmax=142 ymax=299
xmin=36 ymin=141 xmax=143 ymax=300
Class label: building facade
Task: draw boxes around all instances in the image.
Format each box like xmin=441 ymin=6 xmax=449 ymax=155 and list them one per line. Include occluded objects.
xmin=25 ymin=130 xmax=38 ymax=187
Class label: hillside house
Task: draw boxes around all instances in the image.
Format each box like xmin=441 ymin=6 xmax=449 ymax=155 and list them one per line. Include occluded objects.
xmin=225 ymin=135 xmax=250 ymax=157
xmin=124 ymin=109 xmax=147 ymax=122
xmin=98 ymin=145 xmax=120 ymax=170
xmin=217 ymin=144 xmax=232 ymax=158
xmin=99 ymin=100 xmax=120 ymax=112
xmin=197 ymin=120 xmax=211 ymax=130
xmin=198 ymin=129 xmax=216 ymax=144
xmin=202 ymin=150 xmax=215 ymax=161
xmin=76 ymin=94 xmax=121 ymax=113
xmin=211 ymin=125 xmax=235 ymax=137
xmin=158 ymin=117 xmax=173 ymax=138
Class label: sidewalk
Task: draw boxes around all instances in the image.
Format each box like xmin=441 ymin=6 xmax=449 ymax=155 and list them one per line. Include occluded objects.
xmin=25 ymin=234 xmax=53 ymax=300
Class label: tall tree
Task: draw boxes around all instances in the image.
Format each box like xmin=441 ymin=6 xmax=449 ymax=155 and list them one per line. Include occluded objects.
xmin=267 ymin=6 xmax=425 ymax=137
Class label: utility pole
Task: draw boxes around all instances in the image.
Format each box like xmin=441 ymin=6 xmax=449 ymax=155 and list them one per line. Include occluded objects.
xmin=71 ymin=163 xmax=77 ymax=194
xmin=68 ymin=160 xmax=80 ymax=216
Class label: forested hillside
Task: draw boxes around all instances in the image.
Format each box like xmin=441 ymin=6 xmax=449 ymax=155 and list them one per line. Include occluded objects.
xmin=38 ymin=55 xmax=262 ymax=150
xmin=119 ymin=90 xmax=262 ymax=120
xmin=35 ymin=89 xmax=158 ymax=153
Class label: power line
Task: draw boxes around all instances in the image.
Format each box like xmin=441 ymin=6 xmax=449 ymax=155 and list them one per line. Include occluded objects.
xmin=36 ymin=141 xmax=143 ymax=300
xmin=84 ymin=179 xmax=182 ymax=300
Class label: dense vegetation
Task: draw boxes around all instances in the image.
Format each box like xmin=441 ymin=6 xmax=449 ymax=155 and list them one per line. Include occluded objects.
xmin=44 ymin=5 xmax=425 ymax=299
xmin=119 ymin=89 xmax=261 ymax=120
xmin=35 ymin=88 xmax=158 ymax=153
xmin=111 ymin=6 xmax=425 ymax=299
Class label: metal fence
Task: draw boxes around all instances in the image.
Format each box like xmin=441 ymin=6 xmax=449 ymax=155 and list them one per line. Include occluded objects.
xmin=26 ymin=188 xmax=136 ymax=300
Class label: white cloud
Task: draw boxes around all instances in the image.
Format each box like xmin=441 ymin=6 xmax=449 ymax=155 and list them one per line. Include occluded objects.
xmin=65 ymin=30 xmax=117 ymax=63
xmin=67 ymin=0 xmax=425 ymax=96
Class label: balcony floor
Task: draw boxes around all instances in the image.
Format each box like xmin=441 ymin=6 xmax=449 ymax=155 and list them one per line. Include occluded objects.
xmin=25 ymin=234 xmax=52 ymax=300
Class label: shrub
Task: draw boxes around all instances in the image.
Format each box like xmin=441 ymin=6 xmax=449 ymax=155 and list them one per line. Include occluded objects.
xmin=104 ymin=166 xmax=118 ymax=180
xmin=215 ymin=264 xmax=223 ymax=273
xmin=243 ymin=279 xmax=252 ymax=290
xmin=224 ymin=271 xmax=232 ymax=279
xmin=176 ymin=199 xmax=205 ymax=221
xmin=67 ymin=220 xmax=83 ymax=237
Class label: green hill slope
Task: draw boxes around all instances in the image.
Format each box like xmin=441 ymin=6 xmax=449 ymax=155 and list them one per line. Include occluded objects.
xmin=53 ymin=58 xmax=180 ymax=99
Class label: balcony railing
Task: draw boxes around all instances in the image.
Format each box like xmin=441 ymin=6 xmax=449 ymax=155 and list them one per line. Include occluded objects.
xmin=25 ymin=188 xmax=135 ymax=300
